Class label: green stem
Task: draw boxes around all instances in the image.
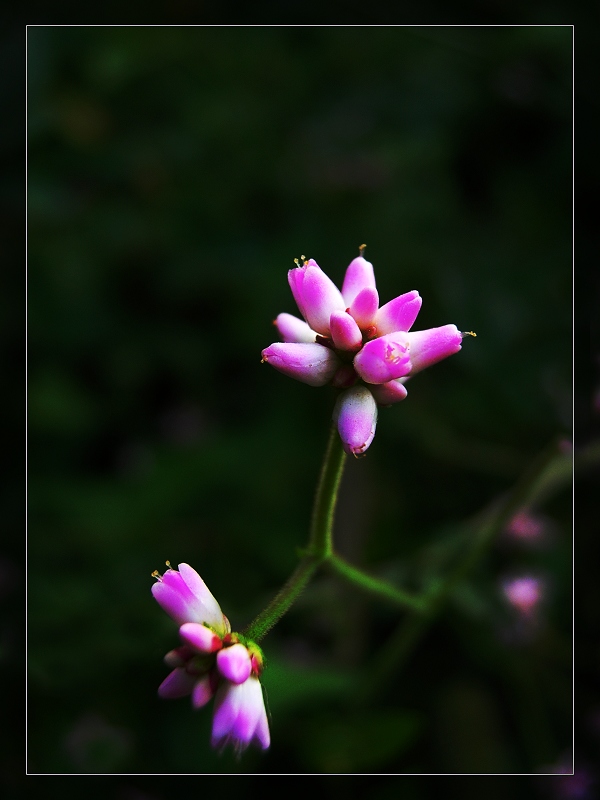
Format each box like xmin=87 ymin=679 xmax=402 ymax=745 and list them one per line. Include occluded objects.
xmin=328 ymin=554 xmax=427 ymax=612
xmin=308 ymin=422 xmax=347 ymax=558
xmin=358 ymin=437 xmax=577 ymax=704
xmin=243 ymin=555 xmax=320 ymax=642
xmin=243 ymin=423 xmax=347 ymax=641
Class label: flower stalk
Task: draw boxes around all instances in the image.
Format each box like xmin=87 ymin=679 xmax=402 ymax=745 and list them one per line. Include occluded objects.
xmin=308 ymin=422 xmax=347 ymax=558
xmin=244 ymin=421 xmax=429 ymax=639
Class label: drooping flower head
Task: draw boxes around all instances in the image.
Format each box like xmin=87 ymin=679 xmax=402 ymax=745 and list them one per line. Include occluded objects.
xmin=152 ymin=562 xmax=270 ymax=754
xmin=262 ymin=246 xmax=474 ymax=456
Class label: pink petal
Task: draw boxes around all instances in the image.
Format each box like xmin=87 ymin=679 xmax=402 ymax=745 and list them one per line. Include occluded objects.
xmin=300 ymin=266 xmax=346 ymax=335
xmin=164 ymin=645 xmax=195 ymax=668
xmin=369 ymin=379 xmax=408 ymax=406
xmin=341 ymin=256 xmax=376 ymax=305
xmin=178 ymin=563 xmax=224 ymax=630
xmin=229 ymin=678 xmax=267 ymax=747
xmin=261 ymin=342 xmax=340 ymax=386
xmin=329 ymin=311 xmax=363 ymax=352
xmin=157 ymin=668 xmax=197 ymax=699
xmin=275 ymin=313 xmax=316 ymax=343
xmin=152 ymin=565 xmax=224 ymax=630
xmin=405 ymin=324 xmax=462 ymax=374
xmin=211 ymin=677 xmax=270 ymax=752
xmin=216 ymin=643 xmax=252 ymax=685
xmin=374 ymin=291 xmax=422 ymax=335
xmin=353 ymin=333 xmax=412 ymax=384
xmin=191 ymin=674 xmax=216 ymax=709
xmin=333 ymin=385 xmax=378 ymax=456
xmin=151 ymin=582 xmax=199 ymax=627
xmin=287 ymin=267 xmax=308 ymax=320
xmin=179 ymin=622 xmax=223 ymax=653
xmin=349 ymin=287 xmax=379 ymax=330
xmin=211 ymin=681 xmax=243 ymax=746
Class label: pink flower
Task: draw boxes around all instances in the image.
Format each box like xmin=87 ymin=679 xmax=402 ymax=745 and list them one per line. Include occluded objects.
xmin=262 ymin=249 xmax=472 ymax=455
xmin=211 ymin=676 xmax=270 ymax=754
xmin=502 ymin=575 xmax=544 ymax=615
xmin=152 ymin=563 xmax=269 ymax=753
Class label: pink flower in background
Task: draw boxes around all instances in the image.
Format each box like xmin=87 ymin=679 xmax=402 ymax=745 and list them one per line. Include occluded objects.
xmin=502 ymin=575 xmax=544 ymax=616
xmin=262 ymin=248 xmax=472 ymax=456
xmin=152 ymin=562 xmax=269 ymax=754
xmin=504 ymin=510 xmax=547 ymax=546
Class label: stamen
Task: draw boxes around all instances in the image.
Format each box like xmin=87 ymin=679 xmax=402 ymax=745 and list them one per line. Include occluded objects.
xmin=461 ymin=331 xmax=477 ymax=338
xmin=293 ymin=257 xmax=300 ymax=266
xmin=359 ymin=243 xmax=367 ymax=255
xmin=151 ymin=569 xmax=162 ymax=581
xmin=165 ymin=560 xmax=172 ymax=568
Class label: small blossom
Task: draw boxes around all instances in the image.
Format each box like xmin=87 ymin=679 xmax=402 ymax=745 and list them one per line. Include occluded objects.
xmin=502 ymin=575 xmax=543 ymax=616
xmin=211 ymin=675 xmax=270 ymax=754
xmin=262 ymin=248 xmax=472 ymax=455
xmin=333 ymin=384 xmax=378 ymax=456
xmin=152 ymin=562 xmax=269 ymax=754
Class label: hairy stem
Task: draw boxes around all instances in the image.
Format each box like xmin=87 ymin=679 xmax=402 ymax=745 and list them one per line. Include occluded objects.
xmin=243 ymin=423 xmax=347 ymax=641
xmin=328 ymin=554 xmax=427 ymax=612
xmin=243 ymin=555 xmax=320 ymax=642
xmin=308 ymin=423 xmax=347 ymax=558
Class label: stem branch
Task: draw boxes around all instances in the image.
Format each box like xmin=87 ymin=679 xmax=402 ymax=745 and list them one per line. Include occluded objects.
xmin=328 ymin=554 xmax=427 ymax=612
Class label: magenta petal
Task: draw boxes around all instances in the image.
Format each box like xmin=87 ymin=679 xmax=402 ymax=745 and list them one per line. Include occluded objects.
xmin=375 ymin=291 xmax=422 ymax=335
xmin=211 ymin=681 xmax=242 ymax=748
xmin=253 ymin=697 xmax=271 ymax=750
xmin=179 ymin=622 xmax=223 ymax=653
xmin=275 ymin=313 xmax=316 ymax=343
xmin=341 ymin=256 xmax=376 ymax=305
xmin=300 ymin=266 xmax=345 ymax=335
xmin=191 ymin=674 xmax=216 ymax=709
xmin=353 ymin=333 xmax=412 ymax=384
xmin=405 ymin=324 xmax=462 ymax=373
xmin=158 ymin=668 xmax=197 ymax=699
xmin=262 ymin=342 xmax=340 ymax=386
xmin=211 ymin=677 xmax=270 ymax=753
xmin=329 ymin=311 xmax=363 ymax=352
xmin=288 ymin=267 xmax=308 ymax=320
xmin=178 ymin=564 xmax=224 ymax=629
xmin=370 ymin=379 xmax=408 ymax=406
xmin=152 ymin=565 xmax=224 ymax=630
xmin=333 ymin=385 xmax=378 ymax=456
xmin=164 ymin=645 xmax=195 ymax=668
xmin=152 ymin=582 xmax=199 ymax=627
xmin=217 ymin=644 xmax=252 ymax=685
xmin=349 ymin=287 xmax=379 ymax=330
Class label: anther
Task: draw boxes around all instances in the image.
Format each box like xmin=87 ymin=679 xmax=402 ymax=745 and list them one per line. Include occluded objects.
xmin=151 ymin=570 xmax=161 ymax=580
xmin=359 ymin=243 xmax=367 ymax=255
xmin=165 ymin=560 xmax=172 ymax=568
xmin=461 ymin=331 xmax=477 ymax=338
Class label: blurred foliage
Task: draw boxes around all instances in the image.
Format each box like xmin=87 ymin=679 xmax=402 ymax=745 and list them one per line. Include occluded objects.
xmin=25 ymin=25 xmax=574 ymax=776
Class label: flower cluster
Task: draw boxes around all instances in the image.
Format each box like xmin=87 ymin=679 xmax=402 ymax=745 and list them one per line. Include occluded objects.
xmin=152 ymin=562 xmax=269 ymax=754
xmin=262 ymin=248 xmax=473 ymax=456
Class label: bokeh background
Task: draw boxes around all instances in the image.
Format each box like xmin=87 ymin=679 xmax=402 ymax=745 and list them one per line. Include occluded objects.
xmin=24 ymin=25 xmax=577 ymax=780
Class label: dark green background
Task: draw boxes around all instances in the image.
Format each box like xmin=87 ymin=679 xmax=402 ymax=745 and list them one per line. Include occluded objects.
xmin=25 ymin=25 xmax=573 ymax=778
